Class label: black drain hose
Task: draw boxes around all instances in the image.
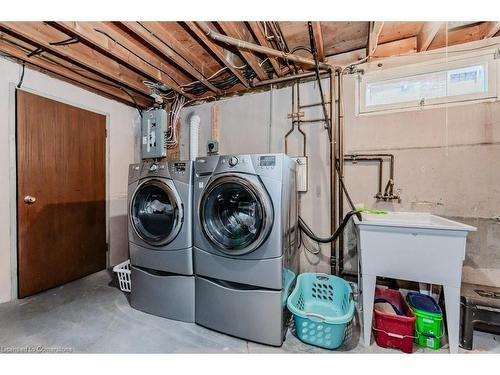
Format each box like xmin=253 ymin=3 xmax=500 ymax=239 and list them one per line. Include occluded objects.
xmin=298 ymin=210 xmax=360 ymax=243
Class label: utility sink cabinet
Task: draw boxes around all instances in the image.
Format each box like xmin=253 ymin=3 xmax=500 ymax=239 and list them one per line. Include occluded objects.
xmin=354 ymin=211 xmax=476 ymax=353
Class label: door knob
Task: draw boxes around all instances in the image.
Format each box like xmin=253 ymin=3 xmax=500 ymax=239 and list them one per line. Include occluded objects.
xmin=24 ymin=195 xmax=36 ymax=204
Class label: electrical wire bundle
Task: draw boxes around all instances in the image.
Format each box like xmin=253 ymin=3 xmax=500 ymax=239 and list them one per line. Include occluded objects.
xmin=181 ymin=62 xmax=274 ymax=96
xmin=166 ymin=94 xmax=186 ymax=149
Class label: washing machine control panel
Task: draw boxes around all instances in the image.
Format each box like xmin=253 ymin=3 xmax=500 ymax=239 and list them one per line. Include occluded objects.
xmin=257 ymin=155 xmax=277 ymax=171
xmin=199 ymin=154 xmax=282 ymax=176
xmin=173 ymin=162 xmax=187 ymax=174
xmin=219 ymin=156 xmax=249 ymax=168
xmin=259 ymin=155 xmax=276 ymax=167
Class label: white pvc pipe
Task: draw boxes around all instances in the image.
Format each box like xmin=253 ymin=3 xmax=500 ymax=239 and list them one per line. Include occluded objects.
xmin=189 ymin=114 xmax=200 ymax=161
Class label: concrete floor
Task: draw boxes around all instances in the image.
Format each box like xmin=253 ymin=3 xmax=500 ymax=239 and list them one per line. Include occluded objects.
xmin=0 ymin=270 xmax=498 ymax=353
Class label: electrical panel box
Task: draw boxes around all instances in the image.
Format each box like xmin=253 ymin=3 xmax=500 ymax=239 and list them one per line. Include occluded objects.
xmin=292 ymin=156 xmax=308 ymax=192
xmin=141 ymin=108 xmax=168 ymax=159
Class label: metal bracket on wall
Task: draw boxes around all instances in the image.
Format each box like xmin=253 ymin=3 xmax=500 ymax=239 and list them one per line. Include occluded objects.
xmin=287 ymin=111 xmax=304 ymax=121
xmin=291 ymin=156 xmax=308 ymax=192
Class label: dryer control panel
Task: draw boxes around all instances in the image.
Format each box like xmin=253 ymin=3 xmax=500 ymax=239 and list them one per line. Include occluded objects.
xmin=172 ymin=161 xmax=187 ymax=175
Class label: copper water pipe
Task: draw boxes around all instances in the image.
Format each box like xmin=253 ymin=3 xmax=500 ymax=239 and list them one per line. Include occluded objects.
xmin=329 ymin=71 xmax=338 ymax=275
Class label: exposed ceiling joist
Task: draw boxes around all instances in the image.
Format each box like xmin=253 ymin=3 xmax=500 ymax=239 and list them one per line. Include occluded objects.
xmin=139 ymin=22 xmax=223 ymax=85
xmin=327 ymin=36 xmax=418 ymax=65
xmin=367 ymin=21 xmax=385 ymax=58
xmin=246 ymin=21 xmax=282 ymax=76
xmin=417 ymin=22 xmax=443 ymax=51
xmin=120 ymin=21 xmax=220 ymax=95
xmin=0 ymin=34 xmax=150 ymax=108
xmin=0 ymin=22 xmax=152 ymax=99
xmin=50 ymin=21 xmax=192 ymax=99
xmin=429 ymin=22 xmax=491 ymax=50
xmin=311 ymin=22 xmax=325 ymax=62
xmin=1 ymin=21 xmax=497 ymax=105
xmin=374 ymin=36 xmax=416 ymax=57
xmin=266 ymin=21 xmax=294 ymax=70
xmin=185 ymin=21 xmax=250 ymax=88
xmin=217 ymin=22 xmax=270 ymax=81
xmin=483 ymin=21 xmax=500 ymax=39
xmin=158 ymin=22 xmax=222 ymax=75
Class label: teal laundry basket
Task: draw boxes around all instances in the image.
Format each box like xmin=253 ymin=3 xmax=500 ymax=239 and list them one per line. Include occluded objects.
xmin=287 ymin=273 xmax=355 ymax=349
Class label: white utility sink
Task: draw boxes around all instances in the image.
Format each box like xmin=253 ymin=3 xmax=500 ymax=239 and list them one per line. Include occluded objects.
xmin=354 ymin=211 xmax=476 ymax=353
xmin=356 ymin=211 xmax=476 ymax=232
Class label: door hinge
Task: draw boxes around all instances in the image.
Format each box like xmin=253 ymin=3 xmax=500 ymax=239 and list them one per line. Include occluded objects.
xmin=105 ymin=128 xmax=108 ymax=138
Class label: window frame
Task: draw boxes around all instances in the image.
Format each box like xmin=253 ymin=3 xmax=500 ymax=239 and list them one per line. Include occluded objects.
xmin=357 ymin=53 xmax=498 ymax=115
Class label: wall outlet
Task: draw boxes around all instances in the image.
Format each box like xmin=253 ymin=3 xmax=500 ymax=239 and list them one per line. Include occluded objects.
xmin=207 ymin=140 xmax=219 ymax=155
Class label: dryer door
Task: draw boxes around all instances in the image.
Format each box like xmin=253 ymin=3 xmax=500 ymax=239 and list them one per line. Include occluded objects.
xmin=200 ymin=174 xmax=273 ymax=256
xmin=130 ymin=178 xmax=183 ymax=247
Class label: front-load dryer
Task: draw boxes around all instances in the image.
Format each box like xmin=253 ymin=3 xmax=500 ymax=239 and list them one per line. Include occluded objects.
xmin=193 ymin=153 xmax=299 ymax=345
xmin=128 ymin=159 xmax=194 ymax=323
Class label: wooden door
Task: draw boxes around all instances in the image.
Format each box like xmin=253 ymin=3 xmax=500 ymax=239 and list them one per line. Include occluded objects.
xmin=16 ymin=90 xmax=107 ymax=298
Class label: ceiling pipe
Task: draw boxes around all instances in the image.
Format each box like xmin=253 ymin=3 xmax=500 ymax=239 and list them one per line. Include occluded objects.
xmin=250 ymin=70 xmax=329 ymax=88
xmin=195 ymin=22 xmax=332 ymax=71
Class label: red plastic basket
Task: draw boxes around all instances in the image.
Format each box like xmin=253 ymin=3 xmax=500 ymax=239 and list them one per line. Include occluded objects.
xmin=372 ymin=287 xmax=416 ymax=353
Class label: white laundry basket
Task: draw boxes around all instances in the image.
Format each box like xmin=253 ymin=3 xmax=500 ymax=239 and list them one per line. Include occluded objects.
xmin=112 ymin=259 xmax=131 ymax=292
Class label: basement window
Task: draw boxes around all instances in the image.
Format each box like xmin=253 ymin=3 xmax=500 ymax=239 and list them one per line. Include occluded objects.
xmin=358 ymin=54 xmax=497 ymax=114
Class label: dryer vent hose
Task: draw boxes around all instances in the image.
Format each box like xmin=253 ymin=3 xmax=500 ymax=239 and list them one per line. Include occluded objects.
xmin=298 ymin=210 xmax=360 ymax=244
xmin=189 ymin=114 xmax=200 ymax=161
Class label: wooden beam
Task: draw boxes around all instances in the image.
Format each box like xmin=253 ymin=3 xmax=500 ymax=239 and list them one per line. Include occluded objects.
xmin=217 ymin=22 xmax=269 ymax=81
xmin=428 ymin=22 xmax=492 ymax=50
xmin=367 ymin=21 xmax=385 ymax=58
xmin=185 ymin=21 xmax=249 ymax=88
xmin=483 ymin=21 xmax=500 ymax=39
xmin=0 ymin=22 xmax=152 ymax=99
xmin=326 ymin=36 xmax=417 ymax=65
xmin=121 ymin=21 xmax=220 ymax=94
xmin=326 ymin=48 xmax=366 ymax=67
xmin=247 ymin=22 xmax=282 ymax=76
xmin=50 ymin=21 xmax=193 ymax=99
xmin=0 ymin=34 xmax=151 ymax=108
xmin=374 ymin=36 xmax=416 ymax=57
xmin=417 ymin=22 xmax=443 ymax=51
xmin=311 ymin=22 xmax=325 ymax=62
xmin=147 ymin=22 xmax=222 ymax=78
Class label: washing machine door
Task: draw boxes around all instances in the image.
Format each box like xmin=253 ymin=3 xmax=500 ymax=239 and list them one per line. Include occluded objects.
xmin=130 ymin=178 xmax=183 ymax=247
xmin=200 ymin=174 xmax=273 ymax=256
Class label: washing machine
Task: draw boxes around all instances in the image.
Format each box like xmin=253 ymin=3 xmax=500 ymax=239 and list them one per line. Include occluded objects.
xmin=193 ymin=153 xmax=299 ymax=346
xmin=128 ymin=159 xmax=194 ymax=323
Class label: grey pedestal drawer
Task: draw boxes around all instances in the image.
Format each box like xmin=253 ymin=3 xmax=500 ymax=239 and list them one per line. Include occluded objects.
xmin=195 ymin=276 xmax=286 ymax=346
xmin=131 ymin=265 xmax=195 ymax=323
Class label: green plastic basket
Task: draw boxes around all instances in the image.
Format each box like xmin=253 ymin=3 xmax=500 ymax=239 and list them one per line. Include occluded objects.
xmin=406 ymin=292 xmax=443 ymax=350
xmin=412 ymin=308 xmax=443 ymax=350
xmin=287 ymin=273 xmax=355 ymax=350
